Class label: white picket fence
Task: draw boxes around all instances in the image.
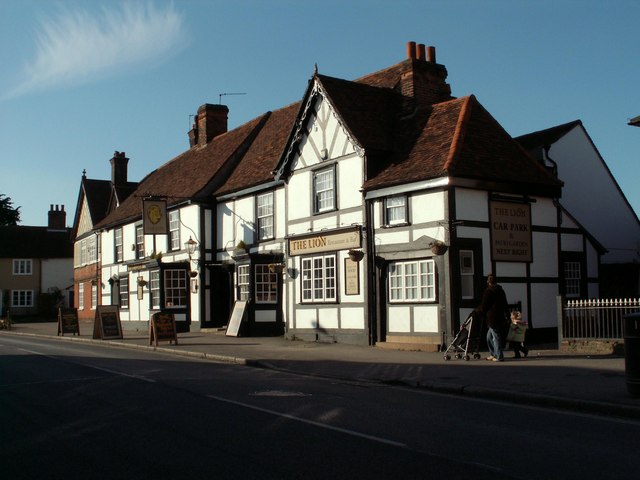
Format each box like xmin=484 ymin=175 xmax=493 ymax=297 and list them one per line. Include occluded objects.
xmin=560 ymin=298 xmax=640 ymax=341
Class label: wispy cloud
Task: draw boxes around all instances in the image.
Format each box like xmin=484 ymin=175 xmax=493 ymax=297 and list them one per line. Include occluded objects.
xmin=4 ymin=2 xmax=188 ymax=99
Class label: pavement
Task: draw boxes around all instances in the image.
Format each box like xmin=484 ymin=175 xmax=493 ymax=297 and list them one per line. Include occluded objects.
xmin=2 ymin=320 xmax=640 ymax=420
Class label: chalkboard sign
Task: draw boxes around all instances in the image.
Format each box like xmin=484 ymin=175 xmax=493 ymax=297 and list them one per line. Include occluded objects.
xmin=93 ymin=305 xmax=123 ymax=340
xmin=150 ymin=312 xmax=178 ymax=346
xmin=226 ymin=300 xmax=248 ymax=337
xmin=57 ymin=307 xmax=79 ymax=336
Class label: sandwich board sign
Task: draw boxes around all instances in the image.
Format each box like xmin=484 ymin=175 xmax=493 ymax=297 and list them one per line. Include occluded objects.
xmin=226 ymin=300 xmax=248 ymax=337
xmin=93 ymin=305 xmax=123 ymax=340
xmin=57 ymin=307 xmax=80 ymax=336
xmin=149 ymin=312 xmax=178 ymax=346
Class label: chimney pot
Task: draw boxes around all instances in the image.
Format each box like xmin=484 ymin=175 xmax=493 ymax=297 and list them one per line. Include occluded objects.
xmin=110 ymin=151 xmax=129 ymax=186
xmin=417 ymin=44 xmax=426 ymax=61
xmin=427 ymin=46 xmax=436 ymax=63
xmin=406 ymin=41 xmax=417 ymax=60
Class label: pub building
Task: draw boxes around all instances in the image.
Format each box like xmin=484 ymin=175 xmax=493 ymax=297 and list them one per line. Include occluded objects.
xmin=82 ymin=42 xmax=601 ymax=348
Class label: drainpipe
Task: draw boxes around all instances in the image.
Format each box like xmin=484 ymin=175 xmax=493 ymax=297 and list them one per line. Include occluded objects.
xmin=365 ymin=198 xmax=378 ymax=345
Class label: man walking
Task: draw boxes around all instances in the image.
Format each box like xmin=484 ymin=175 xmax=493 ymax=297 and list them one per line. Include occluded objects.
xmin=477 ymin=274 xmax=509 ymax=362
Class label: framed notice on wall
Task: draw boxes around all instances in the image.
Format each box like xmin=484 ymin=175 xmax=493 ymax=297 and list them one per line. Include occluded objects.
xmin=490 ymin=200 xmax=533 ymax=263
xmin=344 ymin=258 xmax=360 ymax=295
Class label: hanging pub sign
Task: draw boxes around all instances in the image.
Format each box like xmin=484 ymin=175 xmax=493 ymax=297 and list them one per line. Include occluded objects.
xmin=143 ymin=198 xmax=168 ymax=235
xmin=490 ymin=200 xmax=532 ymax=262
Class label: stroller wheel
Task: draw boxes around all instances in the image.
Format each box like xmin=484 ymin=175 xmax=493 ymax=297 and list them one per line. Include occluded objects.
xmin=463 ymin=355 xmax=470 ymax=361
xmin=473 ymin=353 xmax=481 ymax=360
xmin=443 ymin=355 xmax=451 ymax=361
xmin=454 ymin=354 xmax=461 ymax=359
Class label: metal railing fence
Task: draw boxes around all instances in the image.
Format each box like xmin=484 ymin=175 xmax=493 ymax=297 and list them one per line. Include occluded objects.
xmin=559 ymin=297 xmax=640 ymax=342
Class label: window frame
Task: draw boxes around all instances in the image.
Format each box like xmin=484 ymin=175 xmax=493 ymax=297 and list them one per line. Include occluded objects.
xmin=383 ymin=195 xmax=409 ymax=227
xmin=164 ymin=269 xmax=187 ymax=308
xmin=135 ymin=225 xmax=145 ymax=259
xmin=78 ymin=282 xmax=85 ymax=310
xmin=236 ymin=264 xmax=250 ymax=301
xmin=312 ymin=165 xmax=336 ymax=214
xmin=118 ymin=275 xmax=129 ymax=309
xmin=12 ymin=259 xmax=32 ymax=275
xmin=91 ymin=283 xmax=98 ymax=310
xmin=11 ymin=290 xmax=34 ymax=307
xmin=459 ymin=250 xmax=475 ymax=300
xmin=563 ymin=260 xmax=582 ymax=298
xmin=150 ymin=270 xmax=160 ymax=310
xmin=388 ymin=259 xmax=436 ymax=303
xmin=256 ymin=191 xmax=275 ymax=241
xmin=114 ymin=227 xmax=123 ymax=263
xmin=255 ymin=264 xmax=278 ymax=304
xmin=301 ymin=254 xmax=337 ymax=303
xmin=169 ymin=210 xmax=180 ymax=251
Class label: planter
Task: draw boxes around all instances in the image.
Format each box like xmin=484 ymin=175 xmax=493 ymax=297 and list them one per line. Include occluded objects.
xmin=348 ymin=249 xmax=364 ymax=262
xmin=431 ymin=242 xmax=448 ymax=255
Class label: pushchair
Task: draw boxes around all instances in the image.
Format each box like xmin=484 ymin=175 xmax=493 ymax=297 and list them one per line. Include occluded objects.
xmin=442 ymin=311 xmax=482 ymax=361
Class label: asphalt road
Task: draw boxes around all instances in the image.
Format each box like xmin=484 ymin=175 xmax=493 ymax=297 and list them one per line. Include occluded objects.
xmin=1 ymin=335 xmax=638 ymax=480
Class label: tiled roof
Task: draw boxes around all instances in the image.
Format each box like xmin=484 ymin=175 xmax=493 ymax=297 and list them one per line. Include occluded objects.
xmin=515 ymin=120 xmax=582 ymax=151
xmin=95 ymin=113 xmax=270 ymax=229
xmin=82 ymin=178 xmax=112 ymax=224
xmin=0 ymin=226 xmax=73 ymax=258
xmin=362 ymin=95 xmax=562 ymax=193
xmin=317 ymin=74 xmax=400 ymax=152
xmin=215 ymin=103 xmax=300 ymax=197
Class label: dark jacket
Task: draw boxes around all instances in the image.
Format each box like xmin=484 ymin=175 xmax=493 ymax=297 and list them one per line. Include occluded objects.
xmin=478 ymin=284 xmax=509 ymax=330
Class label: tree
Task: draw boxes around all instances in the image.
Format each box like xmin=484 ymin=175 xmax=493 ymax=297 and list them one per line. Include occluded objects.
xmin=0 ymin=194 xmax=21 ymax=226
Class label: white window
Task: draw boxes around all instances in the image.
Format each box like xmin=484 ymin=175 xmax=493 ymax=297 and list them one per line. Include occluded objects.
xmin=150 ymin=270 xmax=160 ymax=309
xmin=114 ymin=228 xmax=123 ymax=263
xmin=388 ymin=259 xmax=436 ymax=303
xmin=301 ymin=255 xmax=336 ymax=302
xmin=78 ymin=283 xmax=85 ymax=310
xmin=136 ymin=225 xmax=145 ymax=259
xmin=119 ymin=275 xmax=129 ymax=308
xmin=384 ymin=195 xmax=407 ymax=226
xmin=12 ymin=290 xmax=34 ymax=307
xmin=169 ymin=210 xmax=180 ymax=251
xmin=13 ymin=259 xmax=32 ymax=275
xmin=237 ymin=265 xmax=250 ymax=301
xmin=564 ymin=261 xmax=581 ymax=298
xmin=313 ymin=167 xmax=335 ymax=213
xmin=164 ymin=269 xmax=187 ymax=308
xmin=257 ymin=192 xmax=274 ymax=240
xmin=255 ymin=264 xmax=277 ymax=303
xmin=91 ymin=284 xmax=98 ymax=310
xmin=460 ymin=250 xmax=475 ymax=299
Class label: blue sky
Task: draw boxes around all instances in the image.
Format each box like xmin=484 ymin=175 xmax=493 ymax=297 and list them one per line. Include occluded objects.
xmin=1 ymin=0 xmax=638 ymax=226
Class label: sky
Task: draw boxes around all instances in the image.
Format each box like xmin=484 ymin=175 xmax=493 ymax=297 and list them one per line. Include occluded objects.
xmin=0 ymin=0 xmax=638 ymax=227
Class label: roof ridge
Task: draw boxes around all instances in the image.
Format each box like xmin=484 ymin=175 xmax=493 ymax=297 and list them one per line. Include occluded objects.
xmin=444 ymin=95 xmax=473 ymax=172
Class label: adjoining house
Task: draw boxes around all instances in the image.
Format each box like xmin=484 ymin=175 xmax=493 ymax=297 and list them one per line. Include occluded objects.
xmin=72 ymin=152 xmax=138 ymax=321
xmin=517 ymin=121 xmax=640 ymax=298
xmin=80 ymin=41 xmax=605 ymax=347
xmin=0 ymin=205 xmax=73 ymax=317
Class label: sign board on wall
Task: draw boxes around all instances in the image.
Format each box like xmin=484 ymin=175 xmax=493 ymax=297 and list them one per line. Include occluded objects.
xmin=490 ymin=200 xmax=532 ymax=262
xmin=288 ymin=228 xmax=361 ymax=256
xmin=344 ymin=258 xmax=360 ymax=295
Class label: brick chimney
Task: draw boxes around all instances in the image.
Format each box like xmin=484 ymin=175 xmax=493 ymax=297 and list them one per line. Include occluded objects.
xmin=401 ymin=41 xmax=452 ymax=107
xmin=48 ymin=204 xmax=66 ymax=230
xmin=110 ymin=151 xmax=129 ymax=187
xmin=189 ymin=104 xmax=229 ymax=147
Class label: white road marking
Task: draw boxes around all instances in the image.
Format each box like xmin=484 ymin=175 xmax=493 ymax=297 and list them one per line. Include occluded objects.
xmin=208 ymin=394 xmax=406 ymax=447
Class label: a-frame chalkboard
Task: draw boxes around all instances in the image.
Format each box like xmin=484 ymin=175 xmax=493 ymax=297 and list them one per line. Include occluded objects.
xmin=57 ymin=307 xmax=79 ymax=336
xmin=93 ymin=305 xmax=123 ymax=340
xmin=149 ymin=312 xmax=178 ymax=346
